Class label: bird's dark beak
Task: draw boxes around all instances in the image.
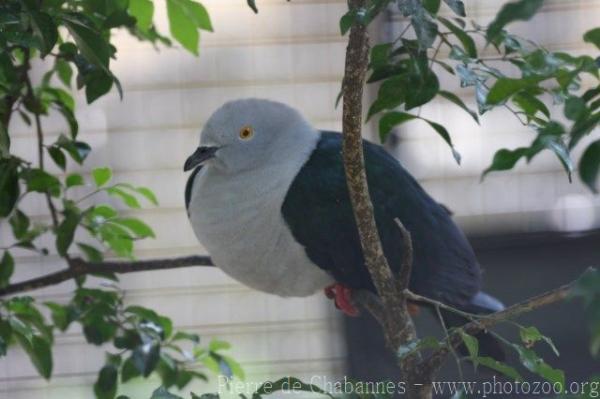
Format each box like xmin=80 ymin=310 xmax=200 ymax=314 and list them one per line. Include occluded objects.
xmin=184 ymin=146 xmax=219 ymax=171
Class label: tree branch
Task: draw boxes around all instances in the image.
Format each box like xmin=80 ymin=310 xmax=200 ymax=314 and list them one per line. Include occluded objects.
xmin=422 ymin=279 xmax=575 ymax=375
xmin=341 ymin=3 xmax=427 ymax=397
xmin=342 ymin=0 xmax=413 ymax=348
xmin=0 ymin=255 xmax=214 ymax=297
xmin=23 ymin=56 xmax=60 ymax=230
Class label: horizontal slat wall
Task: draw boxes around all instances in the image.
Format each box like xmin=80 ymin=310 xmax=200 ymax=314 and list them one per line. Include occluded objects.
xmin=383 ymin=0 xmax=600 ymax=235
xmin=1 ymin=1 xmax=351 ymax=397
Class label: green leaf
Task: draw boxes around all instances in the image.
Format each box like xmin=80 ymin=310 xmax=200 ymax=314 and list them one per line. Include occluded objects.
xmin=247 ymin=0 xmax=259 ymax=14
xmin=438 ymin=90 xmax=479 ymax=123
xmin=253 ymin=377 xmax=334 ymax=398
xmin=56 ymin=208 xmax=81 ymax=256
xmin=0 ymin=123 xmax=10 ymax=158
xmin=126 ymin=306 xmax=172 ymax=338
xmin=0 ymin=252 xmax=15 ymax=289
xmin=379 ymin=112 xmax=417 ymax=142
xmin=209 ymin=339 xmax=231 ymax=352
xmin=513 ymin=344 xmax=565 ymax=387
xmin=339 ymin=11 xmax=354 ymax=36
xmin=26 ymin=10 xmax=58 ymax=56
xmin=0 ymin=160 xmax=20 ymax=217
xmin=422 ymin=0 xmax=441 ymax=14
xmin=405 ymin=62 xmax=439 ymax=109
xmin=135 ymin=187 xmax=159 ymax=205
xmin=412 ymin=13 xmax=438 ymax=49
xmin=132 ymin=339 xmax=160 ymax=377
xmin=519 ymin=326 xmax=560 ymax=356
xmin=424 ymin=119 xmax=461 ymax=164
xmin=77 ymin=243 xmax=104 ymax=262
xmin=24 ymin=169 xmax=61 ymax=197
xmin=121 ymin=356 xmax=141 ymax=383
xmin=486 ymin=76 xmax=545 ymax=105
xmin=92 ymin=204 xmax=119 ymax=220
xmin=62 ymin=14 xmax=110 ymax=67
xmin=48 ymin=146 xmax=66 ymax=170
xmin=564 ymin=97 xmax=587 ymax=121
xmin=56 ymin=139 xmax=90 ymax=164
xmin=482 ymin=147 xmax=529 ymax=178
xmin=66 ymin=173 xmax=85 ymax=188
xmin=438 ymin=17 xmax=476 ymax=58
xmin=220 ymin=355 xmax=245 ymax=380
xmin=536 ymin=134 xmax=573 ymax=179
xmin=92 ymin=167 xmax=112 ymax=187
xmin=107 ymin=187 xmax=141 ymax=208
xmin=583 ymin=27 xmax=600 ymax=50
xmin=56 ymin=59 xmax=73 ymax=87
xmin=167 ymin=0 xmax=199 ymax=55
xmin=459 ymin=330 xmax=479 ymax=361
xmin=112 ymin=218 xmax=155 ymax=238
xmin=442 ymin=0 xmax=465 ymax=17
xmin=150 ymin=387 xmax=184 ymax=399
xmin=569 ymin=112 xmax=600 ymax=150
xmin=85 ymin=70 xmax=114 ymax=104
xmin=367 ymin=75 xmax=409 ymax=120
xmin=201 ymin=355 xmax=220 ymax=374
xmin=180 ymin=0 xmax=213 ymax=31
xmin=487 ymin=0 xmax=544 ymax=41
xmin=172 ymin=331 xmax=200 ymax=343
xmin=477 ymin=356 xmax=522 ymax=381
xmin=379 ymin=112 xmax=460 ymax=163
xmin=44 ymin=302 xmax=73 ymax=331
xmin=10 ymin=316 xmax=34 ymax=345
xmin=83 ymin=318 xmax=118 ymax=345
xmin=129 ymin=0 xmax=154 ymax=30
xmin=397 ymin=336 xmax=441 ymax=359
xmin=15 ymin=334 xmax=53 ymax=379
xmin=570 ymin=267 xmax=600 ymax=306
xmin=512 ymin=92 xmax=550 ymax=121
xmin=94 ymin=362 xmax=119 ymax=399
xmin=579 ymin=140 xmax=600 ymax=193
xmin=9 ymin=209 xmax=30 ymax=240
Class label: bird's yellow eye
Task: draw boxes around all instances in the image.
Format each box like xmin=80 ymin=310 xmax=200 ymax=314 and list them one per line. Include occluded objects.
xmin=239 ymin=125 xmax=254 ymax=140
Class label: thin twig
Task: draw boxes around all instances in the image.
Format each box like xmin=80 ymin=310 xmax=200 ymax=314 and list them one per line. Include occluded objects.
xmin=0 ymin=255 xmax=214 ymax=297
xmin=423 ymin=278 xmax=575 ymax=375
xmin=394 ymin=218 xmax=413 ymax=291
xmin=434 ymin=304 xmax=464 ymax=381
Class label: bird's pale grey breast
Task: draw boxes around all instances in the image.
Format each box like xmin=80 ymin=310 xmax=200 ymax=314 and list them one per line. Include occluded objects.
xmin=186 ymin=108 xmax=333 ymax=296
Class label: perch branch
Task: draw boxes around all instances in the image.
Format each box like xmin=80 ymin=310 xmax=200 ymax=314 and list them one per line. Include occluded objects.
xmin=0 ymin=255 xmax=213 ymax=297
xmin=341 ymin=0 xmax=413 ymax=349
xmin=423 ymin=278 xmax=575 ymax=375
xmin=341 ymin=2 xmax=426 ymax=397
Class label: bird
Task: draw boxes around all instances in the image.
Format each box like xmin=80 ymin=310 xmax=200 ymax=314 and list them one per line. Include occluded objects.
xmin=184 ymin=98 xmax=505 ymax=359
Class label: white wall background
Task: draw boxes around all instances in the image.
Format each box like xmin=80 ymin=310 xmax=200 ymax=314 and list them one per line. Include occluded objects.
xmin=1 ymin=0 xmax=599 ymax=398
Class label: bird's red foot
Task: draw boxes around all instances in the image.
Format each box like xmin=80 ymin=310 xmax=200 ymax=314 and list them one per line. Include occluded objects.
xmin=324 ymin=283 xmax=360 ymax=316
xmin=407 ymin=302 xmax=421 ymax=316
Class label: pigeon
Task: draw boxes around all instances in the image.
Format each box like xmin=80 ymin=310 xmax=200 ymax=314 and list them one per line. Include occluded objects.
xmin=184 ymin=98 xmax=504 ymax=359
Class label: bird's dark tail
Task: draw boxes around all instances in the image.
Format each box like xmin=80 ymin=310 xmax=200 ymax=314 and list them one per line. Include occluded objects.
xmin=439 ymin=291 xmax=506 ymax=361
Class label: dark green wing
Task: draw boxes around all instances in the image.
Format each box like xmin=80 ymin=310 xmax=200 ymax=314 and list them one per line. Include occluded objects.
xmin=281 ymin=132 xmax=481 ymax=307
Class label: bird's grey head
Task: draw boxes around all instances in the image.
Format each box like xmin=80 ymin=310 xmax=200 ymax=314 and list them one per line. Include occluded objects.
xmin=184 ymin=99 xmax=315 ymax=174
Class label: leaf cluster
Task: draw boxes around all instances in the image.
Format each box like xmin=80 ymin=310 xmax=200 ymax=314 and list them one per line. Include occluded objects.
xmin=342 ymin=0 xmax=599 ymax=189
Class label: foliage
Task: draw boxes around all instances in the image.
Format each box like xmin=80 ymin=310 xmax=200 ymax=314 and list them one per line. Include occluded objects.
xmin=0 ymin=0 xmax=599 ymax=398
xmin=0 ymin=0 xmax=216 ymax=397
xmin=341 ymin=0 xmax=600 ymax=189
